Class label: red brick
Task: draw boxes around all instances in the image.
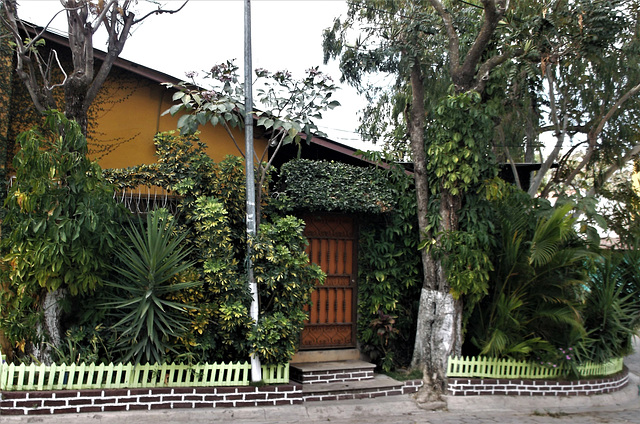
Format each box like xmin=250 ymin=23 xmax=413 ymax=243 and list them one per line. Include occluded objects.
xmin=234 ymin=401 xmax=257 ymax=408
xmin=116 ymin=397 xmax=139 ymax=403
xmin=1 ymin=408 xmax=27 ymax=415
xmin=244 ymin=393 xmax=267 ymax=400
xmin=2 ymin=392 xmax=28 ymax=400
xmin=150 ymin=403 xmax=171 ymax=410
xmin=193 ymin=402 xmax=214 ymax=408
xmin=215 ymin=387 xmax=236 ymax=394
xmin=68 ymin=399 xmax=91 ymax=406
xmin=93 ymin=398 xmax=116 ymax=405
xmin=150 ymin=388 xmax=172 ymax=395
xmin=224 ymin=394 xmax=243 ymax=401
xmin=214 ymin=402 xmax=234 ymax=408
xmin=203 ymin=395 xmax=224 ymax=402
xmin=28 ymin=408 xmax=55 ymax=415
xmin=78 ymin=406 xmax=102 ymax=413
xmin=80 ymin=389 xmax=104 ymax=397
xmin=128 ymin=404 xmax=150 ymax=411
xmin=172 ymin=388 xmax=195 ymax=394
xmin=266 ymin=393 xmax=285 ymax=399
xmin=107 ymin=389 xmax=128 ymax=397
xmin=53 ymin=391 xmax=79 ymax=399
xmin=26 ymin=391 xmax=54 ymax=399
xmin=129 ymin=389 xmax=151 ymax=396
xmin=139 ymin=396 xmax=161 ymax=403
xmin=103 ymin=405 xmax=127 ymax=411
xmin=275 ymin=399 xmax=293 ymax=405
xmin=171 ymin=402 xmax=193 ymax=409
xmin=15 ymin=400 xmax=42 ymax=408
xmin=238 ymin=387 xmax=257 ymax=393
xmin=53 ymin=407 xmax=79 ymax=414
xmin=195 ymin=388 xmax=217 ymax=394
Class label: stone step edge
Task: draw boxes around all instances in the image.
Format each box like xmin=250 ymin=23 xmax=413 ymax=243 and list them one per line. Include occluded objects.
xmin=291 ymin=360 xmax=376 ymax=374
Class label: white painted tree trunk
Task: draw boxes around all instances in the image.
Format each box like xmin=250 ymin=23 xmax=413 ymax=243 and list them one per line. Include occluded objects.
xmin=411 ymin=288 xmax=462 ymax=401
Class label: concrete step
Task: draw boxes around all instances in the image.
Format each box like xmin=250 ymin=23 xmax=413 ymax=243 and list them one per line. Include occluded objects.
xmin=291 ymin=360 xmax=376 ymax=385
xmin=302 ymin=374 xmax=406 ymax=402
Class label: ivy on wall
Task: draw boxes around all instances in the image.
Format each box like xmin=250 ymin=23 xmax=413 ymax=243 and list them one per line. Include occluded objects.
xmin=277 ymin=156 xmax=421 ymax=371
xmin=275 ymin=159 xmax=395 ymax=214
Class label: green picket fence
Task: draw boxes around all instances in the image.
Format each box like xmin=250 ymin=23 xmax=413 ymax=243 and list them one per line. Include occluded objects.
xmin=447 ymin=355 xmax=624 ymax=379
xmin=0 ymin=359 xmax=289 ymax=391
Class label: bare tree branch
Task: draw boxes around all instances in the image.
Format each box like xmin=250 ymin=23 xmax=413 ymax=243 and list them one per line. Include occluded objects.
xmin=562 ymin=82 xmax=640 ymax=189
xmin=587 ymin=143 xmax=640 ymax=197
xmin=133 ymin=0 xmax=189 ymax=25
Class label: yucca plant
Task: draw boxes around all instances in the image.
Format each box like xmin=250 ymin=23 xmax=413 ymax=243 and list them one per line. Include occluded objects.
xmin=103 ymin=210 xmax=200 ymax=364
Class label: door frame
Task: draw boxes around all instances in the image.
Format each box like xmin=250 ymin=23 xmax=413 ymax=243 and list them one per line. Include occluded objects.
xmin=300 ymin=213 xmax=358 ymax=350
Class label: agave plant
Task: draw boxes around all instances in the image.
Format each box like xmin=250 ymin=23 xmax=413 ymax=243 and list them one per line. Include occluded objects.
xmin=103 ymin=210 xmax=200 ymax=364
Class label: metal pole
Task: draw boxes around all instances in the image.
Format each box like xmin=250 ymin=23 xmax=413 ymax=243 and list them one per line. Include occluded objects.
xmin=244 ymin=0 xmax=262 ymax=383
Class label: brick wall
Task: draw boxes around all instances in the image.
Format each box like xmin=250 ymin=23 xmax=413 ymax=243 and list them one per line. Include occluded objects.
xmin=290 ymin=367 xmax=375 ymax=384
xmin=0 ymin=380 xmax=423 ymax=416
xmin=447 ymin=367 xmax=629 ymax=396
xmin=0 ymin=385 xmax=303 ymax=416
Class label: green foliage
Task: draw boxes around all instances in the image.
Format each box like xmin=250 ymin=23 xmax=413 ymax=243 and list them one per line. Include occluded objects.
xmin=421 ymin=94 xmax=499 ymax=302
xmin=426 ymin=91 xmax=495 ymax=196
xmin=581 ymin=251 xmax=640 ymax=364
xmin=466 ymin=191 xmax=591 ymax=361
xmin=249 ymin=216 xmax=325 ymax=364
xmin=2 ymin=111 xmax=121 ymax=294
xmin=276 ymin=159 xmax=395 ymax=214
xmin=106 ymin=131 xmax=323 ymax=365
xmin=102 ymin=210 xmax=200 ymax=364
xmin=355 ymin=152 xmax=421 ymax=370
xmin=0 ymin=111 xmax=122 ymax=354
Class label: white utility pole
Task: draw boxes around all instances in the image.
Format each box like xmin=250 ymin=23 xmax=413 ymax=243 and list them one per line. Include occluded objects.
xmin=244 ymin=0 xmax=262 ymax=383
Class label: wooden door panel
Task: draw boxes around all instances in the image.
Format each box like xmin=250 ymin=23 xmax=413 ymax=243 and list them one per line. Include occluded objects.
xmin=301 ymin=215 xmax=357 ymax=349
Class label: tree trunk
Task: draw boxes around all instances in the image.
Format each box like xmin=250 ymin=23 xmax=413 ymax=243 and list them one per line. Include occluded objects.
xmin=406 ymin=62 xmax=464 ymax=401
xmin=32 ymin=288 xmax=66 ymax=364
xmin=412 ymin=288 xmax=463 ymax=398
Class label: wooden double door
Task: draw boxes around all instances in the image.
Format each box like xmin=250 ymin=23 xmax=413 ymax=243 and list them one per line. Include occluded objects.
xmin=300 ymin=214 xmax=358 ymax=349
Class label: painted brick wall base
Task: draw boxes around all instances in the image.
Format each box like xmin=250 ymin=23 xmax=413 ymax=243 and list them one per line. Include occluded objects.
xmin=0 ymin=380 xmax=422 ymax=416
xmin=447 ymin=367 xmax=629 ymax=396
xmin=290 ymin=367 xmax=375 ymax=384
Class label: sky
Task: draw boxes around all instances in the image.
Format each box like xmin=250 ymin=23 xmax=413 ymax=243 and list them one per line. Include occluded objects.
xmin=16 ymin=0 xmax=376 ymax=150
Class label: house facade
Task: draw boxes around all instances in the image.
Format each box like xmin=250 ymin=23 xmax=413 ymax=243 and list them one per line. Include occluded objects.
xmin=1 ymin=23 xmax=374 ymax=363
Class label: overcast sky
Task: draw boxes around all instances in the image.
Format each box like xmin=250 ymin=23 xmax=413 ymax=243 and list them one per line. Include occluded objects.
xmin=17 ymin=0 xmax=376 ymax=150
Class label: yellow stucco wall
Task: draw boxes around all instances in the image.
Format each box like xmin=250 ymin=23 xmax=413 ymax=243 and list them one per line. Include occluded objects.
xmin=87 ymin=71 xmax=266 ymax=170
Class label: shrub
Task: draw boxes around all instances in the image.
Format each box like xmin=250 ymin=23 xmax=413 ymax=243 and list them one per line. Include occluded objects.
xmin=101 ymin=210 xmax=200 ymax=364
xmin=249 ymin=216 xmax=325 ymax=364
